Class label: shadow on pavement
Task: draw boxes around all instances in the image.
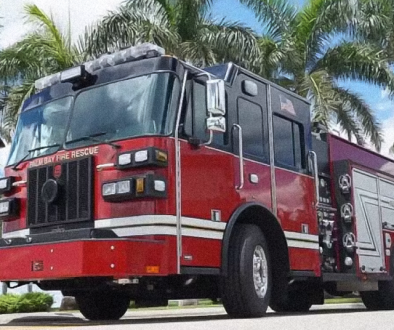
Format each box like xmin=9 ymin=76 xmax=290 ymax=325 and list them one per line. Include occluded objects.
xmin=4 ymin=306 xmax=374 ymax=327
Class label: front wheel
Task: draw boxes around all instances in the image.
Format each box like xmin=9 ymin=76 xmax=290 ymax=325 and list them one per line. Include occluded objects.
xmin=76 ymin=291 xmax=130 ymax=320
xmin=221 ymin=224 xmax=272 ymax=318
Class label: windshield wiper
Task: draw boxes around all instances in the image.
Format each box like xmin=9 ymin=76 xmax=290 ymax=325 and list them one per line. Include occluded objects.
xmin=12 ymin=143 xmax=61 ymax=170
xmin=65 ymin=132 xmax=120 ymax=149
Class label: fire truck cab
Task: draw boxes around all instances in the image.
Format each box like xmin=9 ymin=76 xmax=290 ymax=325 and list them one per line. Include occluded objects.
xmin=0 ymin=43 xmax=394 ymax=320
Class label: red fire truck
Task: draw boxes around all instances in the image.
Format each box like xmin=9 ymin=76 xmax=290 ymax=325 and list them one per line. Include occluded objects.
xmin=0 ymin=43 xmax=394 ymax=320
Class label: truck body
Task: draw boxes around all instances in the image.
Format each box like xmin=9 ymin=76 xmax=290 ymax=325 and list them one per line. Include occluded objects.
xmin=1 ymin=43 xmax=394 ymax=319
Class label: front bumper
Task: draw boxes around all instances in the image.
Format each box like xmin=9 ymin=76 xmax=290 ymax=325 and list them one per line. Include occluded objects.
xmin=0 ymin=235 xmax=175 ymax=281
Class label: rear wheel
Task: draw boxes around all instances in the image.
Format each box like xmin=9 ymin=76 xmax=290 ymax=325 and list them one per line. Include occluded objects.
xmin=221 ymin=224 xmax=271 ymax=318
xmin=361 ymin=251 xmax=394 ymax=310
xmin=361 ymin=282 xmax=394 ymax=310
xmin=76 ymin=291 xmax=130 ymax=320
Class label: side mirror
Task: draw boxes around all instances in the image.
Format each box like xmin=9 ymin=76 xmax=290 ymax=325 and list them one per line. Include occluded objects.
xmin=206 ymin=79 xmax=226 ymax=116
xmin=205 ymin=79 xmax=226 ymax=138
xmin=206 ymin=116 xmax=226 ymax=133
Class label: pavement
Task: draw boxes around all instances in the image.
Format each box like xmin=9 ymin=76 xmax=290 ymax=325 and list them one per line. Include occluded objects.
xmin=0 ymin=303 xmax=367 ymax=328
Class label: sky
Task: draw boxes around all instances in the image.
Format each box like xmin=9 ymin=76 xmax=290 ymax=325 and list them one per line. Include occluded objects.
xmin=0 ymin=0 xmax=393 ymax=168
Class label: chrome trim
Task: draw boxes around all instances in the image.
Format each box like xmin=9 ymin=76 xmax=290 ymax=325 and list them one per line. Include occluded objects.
xmin=96 ymin=163 xmax=115 ymax=170
xmin=233 ymin=124 xmax=244 ymax=190
xmin=224 ymin=62 xmax=234 ymax=82
xmin=253 ymin=245 xmax=269 ymax=298
xmin=2 ymin=228 xmax=31 ymax=239
xmin=309 ymin=151 xmax=320 ymax=208
xmin=267 ymin=85 xmax=277 ymax=216
xmin=12 ymin=180 xmax=27 ymax=187
xmin=174 ymin=69 xmax=189 ymax=274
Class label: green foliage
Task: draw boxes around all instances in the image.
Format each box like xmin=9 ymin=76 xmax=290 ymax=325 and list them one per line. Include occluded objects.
xmin=0 ymin=5 xmax=79 ymax=142
xmin=82 ymin=0 xmax=258 ymax=68
xmin=0 ymin=292 xmax=53 ymax=314
xmin=241 ymin=0 xmax=387 ymax=151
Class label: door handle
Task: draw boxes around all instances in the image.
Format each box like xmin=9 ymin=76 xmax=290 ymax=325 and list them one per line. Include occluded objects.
xmin=233 ymin=124 xmax=244 ymax=190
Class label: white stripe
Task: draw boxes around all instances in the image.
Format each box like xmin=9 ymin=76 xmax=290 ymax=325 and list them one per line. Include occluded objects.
xmin=284 ymin=231 xmax=319 ymax=243
xmin=2 ymin=229 xmax=31 ymax=239
xmin=95 ymin=215 xmax=226 ymax=231
xmin=287 ymin=239 xmax=319 ymax=250
xmin=112 ymin=226 xmax=223 ymax=240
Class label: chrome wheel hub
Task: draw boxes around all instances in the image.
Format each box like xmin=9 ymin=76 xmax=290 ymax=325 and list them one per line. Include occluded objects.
xmin=253 ymin=245 xmax=268 ymax=298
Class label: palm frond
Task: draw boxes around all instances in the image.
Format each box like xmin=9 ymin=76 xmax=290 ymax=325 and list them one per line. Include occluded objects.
xmin=390 ymin=143 xmax=394 ymax=155
xmin=1 ymin=81 xmax=35 ymax=142
xmin=197 ymin=18 xmax=259 ymax=67
xmin=81 ymin=0 xmax=179 ymax=57
xmin=332 ymin=87 xmax=382 ymax=151
xmin=239 ymin=0 xmax=298 ymax=41
xmin=301 ymin=70 xmax=339 ymax=128
xmin=313 ymin=41 xmax=394 ymax=92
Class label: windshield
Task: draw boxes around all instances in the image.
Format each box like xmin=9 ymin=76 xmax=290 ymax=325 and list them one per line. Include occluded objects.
xmin=7 ymin=97 xmax=72 ymax=165
xmin=66 ymin=73 xmax=179 ymax=147
xmin=6 ymin=73 xmax=180 ymax=166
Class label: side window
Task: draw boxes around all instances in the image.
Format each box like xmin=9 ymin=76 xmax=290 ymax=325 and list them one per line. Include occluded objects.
xmin=237 ymin=98 xmax=264 ymax=159
xmin=273 ymin=115 xmax=305 ymax=169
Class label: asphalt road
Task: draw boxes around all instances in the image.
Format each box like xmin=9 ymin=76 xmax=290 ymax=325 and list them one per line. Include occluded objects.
xmin=0 ymin=303 xmax=390 ymax=330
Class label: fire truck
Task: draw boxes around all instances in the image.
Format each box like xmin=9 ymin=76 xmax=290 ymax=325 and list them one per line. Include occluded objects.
xmin=0 ymin=43 xmax=394 ymax=320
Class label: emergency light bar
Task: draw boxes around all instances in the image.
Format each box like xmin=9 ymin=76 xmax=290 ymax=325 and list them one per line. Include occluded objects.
xmin=34 ymin=43 xmax=165 ymax=91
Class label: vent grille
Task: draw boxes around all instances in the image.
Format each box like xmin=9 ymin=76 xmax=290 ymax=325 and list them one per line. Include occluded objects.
xmin=27 ymin=157 xmax=93 ymax=227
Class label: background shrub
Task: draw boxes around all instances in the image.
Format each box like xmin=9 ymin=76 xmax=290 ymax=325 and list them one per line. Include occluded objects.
xmin=0 ymin=292 xmax=53 ymax=314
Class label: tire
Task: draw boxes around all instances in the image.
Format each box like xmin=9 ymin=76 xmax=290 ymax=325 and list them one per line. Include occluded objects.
xmin=270 ymin=288 xmax=312 ymax=312
xmin=221 ymin=224 xmax=272 ymax=318
xmin=360 ymin=249 xmax=394 ymax=310
xmin=76 ymin=291 xmax=130 ymax=320
xmin=361 ymin=281 xmax=394 ymax=310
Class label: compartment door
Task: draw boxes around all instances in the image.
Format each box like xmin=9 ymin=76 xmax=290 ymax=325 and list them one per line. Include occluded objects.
xmin=353 ymin=169 xmax=385 ymax=273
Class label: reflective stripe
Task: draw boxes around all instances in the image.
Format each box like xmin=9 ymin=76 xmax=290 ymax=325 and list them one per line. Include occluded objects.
xmin=95 ymin=215 xmax=226 ymax=231
xmin=2 ymin=229 xmax=30 ymax=239
xmin=286 ymin=240 xmax=320 ymax=250
xmin=112 ymin=226 xmax=224 ymax=240
xmin=284 ymin=231 xmax=319 ymax=243
xmin=95 ymin=215 xmax=225 ymax=240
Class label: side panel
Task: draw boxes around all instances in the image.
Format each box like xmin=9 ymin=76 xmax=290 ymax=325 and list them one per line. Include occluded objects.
xmin=380 ymin=179 xmax=394 ymax=230
xmin=353 ymin=169 xmax=385 ymax=273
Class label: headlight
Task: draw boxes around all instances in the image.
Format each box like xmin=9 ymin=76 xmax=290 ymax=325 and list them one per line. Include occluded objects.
xmin=117 ymin=180 xmax=131 ymax=194
xmin=0 ymin=177 xmax=14 ymax=194
xmin=135 ymin=150 xmax=148 ymax=163
xmin=0 ymin=200 xmax=10 ymax=214
xmin=0 ymin=198 xmax=19 ymax=221
xmin=154 ymin=180 xmax=166 ymax=192
xmin=117 ymin=147 xmax=168 ymax=169
xmin=118 ymin=153 xmax=132 ymax=166
xmin=102 ymin=183 xmax=116 ymax=196
xmin=102 ymin=175 xmax=166 ymax=202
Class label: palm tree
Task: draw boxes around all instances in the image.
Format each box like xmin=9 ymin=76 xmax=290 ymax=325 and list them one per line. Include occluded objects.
xmin=81 ymin=0 xmax=259 ymax=68
xmin=0 ymin=4 xmax=79 ymax=142
xmin=239 ymin=0 xmax=394 ymax=151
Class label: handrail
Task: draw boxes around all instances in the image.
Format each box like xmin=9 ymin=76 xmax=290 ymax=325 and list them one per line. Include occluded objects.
xmin=233 ymin=124 xmax=244 ymax=190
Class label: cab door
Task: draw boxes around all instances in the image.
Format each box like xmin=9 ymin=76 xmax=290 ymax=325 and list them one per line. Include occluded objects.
xmin=178 ymin=78 xmax=238 ymax=269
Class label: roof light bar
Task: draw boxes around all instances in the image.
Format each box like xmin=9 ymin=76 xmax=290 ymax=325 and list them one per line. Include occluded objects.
xmin=60 ymin=65 xmax=86 ymax=83
xmin=34 ymin=43 xmax=165 ymax=91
